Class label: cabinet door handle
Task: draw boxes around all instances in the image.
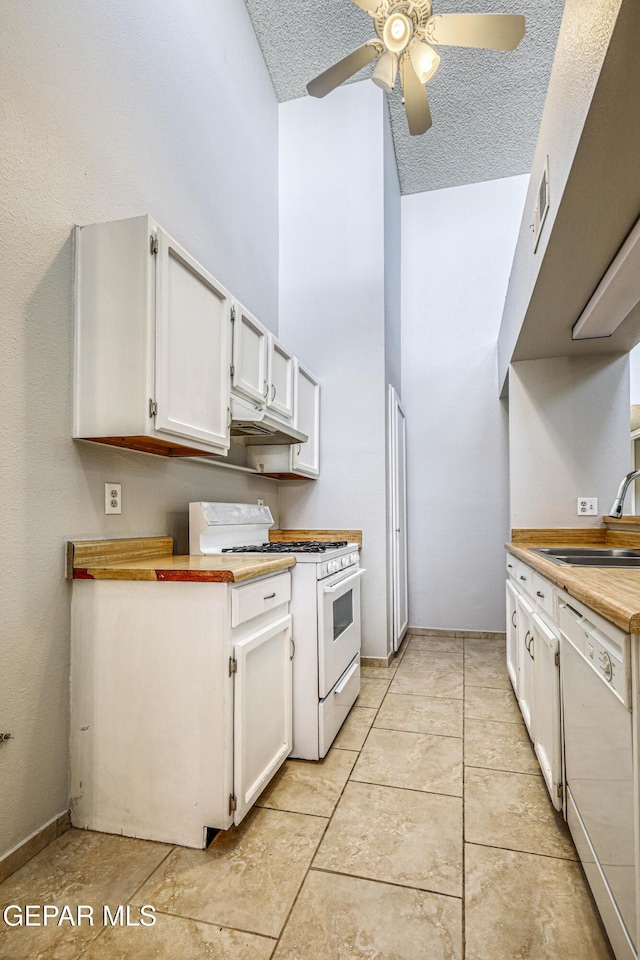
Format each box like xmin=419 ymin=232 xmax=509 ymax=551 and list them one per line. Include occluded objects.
xmin=524 ymin=630 xmax=531 ymax=652
xmin=263 ymin=592 xmax=277 ymax=600
xmin=536 ymin=590 xmax=544 ymax=598
xmin=511 ymin=610 xmax=517 ymax=628
xmin=529 ymin=636 xmax=535 ymax=660
xmin=263 ymin=382 xmax=269 ymax=398
xmin=271 ymin=384 xmax=276 ymax=401
xmin=290 ymin=638 xmax=295 ymax=661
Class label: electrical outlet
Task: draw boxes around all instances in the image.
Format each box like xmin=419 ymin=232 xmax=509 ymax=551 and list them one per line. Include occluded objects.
xmin=577 ymin=497 xmax=598 ymax=516
xmin=105 ymin=483 xmax=122 ymax=515
xmin=257 ymin=499 xmax=264 ymax=506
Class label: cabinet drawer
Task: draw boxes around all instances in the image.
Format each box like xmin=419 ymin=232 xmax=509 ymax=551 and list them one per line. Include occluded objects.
xmin=531 ymin=571 xmax=556 ymax=619
xmin=231 ymin=573 xmax=291 ymax=628
xmin=515 ymin=560 xmax=533 ymax=595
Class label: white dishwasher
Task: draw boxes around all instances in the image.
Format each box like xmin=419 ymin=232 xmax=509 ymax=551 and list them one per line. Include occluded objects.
xmin=559 ymin=595 xmax=637 ymax=960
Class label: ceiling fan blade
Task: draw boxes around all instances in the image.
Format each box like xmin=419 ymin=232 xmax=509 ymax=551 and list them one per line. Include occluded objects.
xmin=351 ymin=0 xmax=381 ymax=13
xmin=400 ymin=56 xmax=432 ymax=136
xmin=426 ymin=14 xmax=525 ymax=51
xmin=307 ymin=41 xmax=382 ymax=98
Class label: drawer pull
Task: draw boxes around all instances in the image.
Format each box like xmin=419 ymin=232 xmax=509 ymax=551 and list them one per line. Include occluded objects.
xmin=520 ymin=575 xmax=527 ymax=581
xmin=264 ymin=592 xmax=277 ymax=600
xmin=536 ymin=590 xmax=544 ymax=598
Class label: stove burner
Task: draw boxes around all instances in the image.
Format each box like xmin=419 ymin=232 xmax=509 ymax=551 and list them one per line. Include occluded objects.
xmin=222 ymin=540 xmax=349 ymax=554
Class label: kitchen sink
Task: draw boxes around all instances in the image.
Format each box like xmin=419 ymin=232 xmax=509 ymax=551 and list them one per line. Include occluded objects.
xmin=530 ymin=547 xmax=640 ymax=567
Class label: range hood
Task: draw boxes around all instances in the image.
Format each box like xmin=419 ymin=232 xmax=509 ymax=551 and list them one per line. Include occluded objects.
xmin=230 ymin=395 xmax=308 ymax=446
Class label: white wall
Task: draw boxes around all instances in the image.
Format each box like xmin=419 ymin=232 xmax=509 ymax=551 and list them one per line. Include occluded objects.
xmin=509 ymin=356 xmax=631 ymax=527
xmin=278 ymin=82 xmax=391 ymax=659
xmin=383 ymin=105 xmax=402 ymax=396
xmin=402 ymin=175 xmax=528 ymax=632
xmin=0 ymin=0 xmax=280 ymax=860
xmin=630 ymin=344 xmax=640 ymax=405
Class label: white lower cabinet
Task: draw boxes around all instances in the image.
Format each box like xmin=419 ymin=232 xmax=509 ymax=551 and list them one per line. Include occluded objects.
xmin=507 ymin=556 xmax=562 ymax=810
xmin=515 ymin=592 xmax=535 ymax=736
xmin=505 ymin=577 xmax=518 ymax=692
xmin=233 ymin=616 xmax=293 ymax=822
xmin=70 ymin=573 xmax=292 ymax=848
xmin=532 ymin=612 xmax=562 ymax=810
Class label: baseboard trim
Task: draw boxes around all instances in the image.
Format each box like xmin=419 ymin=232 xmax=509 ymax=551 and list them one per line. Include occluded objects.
xmin=408 ymin=627 xmax=506 ymax=640
xmin=0 ymin=811 xmax=71 ymax=884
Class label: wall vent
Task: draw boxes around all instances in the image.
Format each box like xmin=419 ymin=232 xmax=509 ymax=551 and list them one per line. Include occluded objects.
xmin=533 ymin=156 xmax=550 ymax=253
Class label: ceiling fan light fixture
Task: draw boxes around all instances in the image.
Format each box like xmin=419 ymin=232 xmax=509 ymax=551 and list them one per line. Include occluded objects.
xmin=371 ymin=50 xmax=399 ymax=93
xmin=383 ymin=12 xmax=413 ymax=53
xmin=409 ymin=39 xmax=440 ymax=84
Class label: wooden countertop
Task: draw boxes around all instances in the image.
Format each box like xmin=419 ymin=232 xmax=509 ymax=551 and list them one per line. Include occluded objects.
xmin=507 ymin=527 xmax=640 ymax=633
xmin=68 ymin=537 xmax=295 ymax=583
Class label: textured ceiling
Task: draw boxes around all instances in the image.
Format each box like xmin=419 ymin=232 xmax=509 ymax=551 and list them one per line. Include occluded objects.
xmin=243 ymin=0 xmax=566 ymax=194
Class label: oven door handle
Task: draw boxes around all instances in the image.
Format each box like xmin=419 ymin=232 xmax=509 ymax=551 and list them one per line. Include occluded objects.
xmin=323 ymin=568 xmax=366 ymax=594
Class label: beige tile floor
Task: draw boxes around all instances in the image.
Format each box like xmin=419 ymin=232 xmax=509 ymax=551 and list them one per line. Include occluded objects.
xmin=0 ymin=633 xmax=615 ymax=960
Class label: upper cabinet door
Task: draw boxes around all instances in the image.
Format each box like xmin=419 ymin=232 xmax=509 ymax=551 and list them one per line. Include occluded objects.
xmin=267 ymin=336 xmax=294 ymax=422
xmin=154 ymin=229 xmax=231 ymax=452
xmin=292 ymin=362 xmax=320 ymax=478
xmin=231 ymin=303 xmax=268 ymax=407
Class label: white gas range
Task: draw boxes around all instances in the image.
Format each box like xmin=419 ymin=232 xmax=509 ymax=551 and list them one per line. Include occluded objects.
xmin=189 ymin=503 xmax=364 ymax=760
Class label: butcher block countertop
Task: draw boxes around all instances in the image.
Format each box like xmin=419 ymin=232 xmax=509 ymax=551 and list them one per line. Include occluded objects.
xmin=507 ymin=527 xmax=640 ymax=633
xmin=67 ymin=537 xmax=295 ymax=583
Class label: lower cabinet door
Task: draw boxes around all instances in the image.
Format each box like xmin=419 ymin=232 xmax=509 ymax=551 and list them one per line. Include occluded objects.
xmin=233 ymin=615 xmax=293 ymax=824
xmin=532 ymin=612 xmax=562 ymax=810
xmin=506 ymin=580 xmax=518 ymax=693
xmin=516 ymin=594 xmax=535 ymax=738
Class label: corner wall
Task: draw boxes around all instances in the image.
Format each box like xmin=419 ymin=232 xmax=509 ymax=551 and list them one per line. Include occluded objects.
xmin=401 ymin=175 xmax=528 ymax=632
xmin=0 ymin=0 xmax=280 ymax=860
xmin=277 ymin=82 xmax=391 ymax=659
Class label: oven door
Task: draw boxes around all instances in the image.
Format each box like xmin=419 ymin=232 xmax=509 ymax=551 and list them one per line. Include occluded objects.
xmin=317 ymin=566 xmax=365 ymax=698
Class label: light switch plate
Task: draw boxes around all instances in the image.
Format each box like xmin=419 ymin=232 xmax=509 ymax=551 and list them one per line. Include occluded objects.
xmin=577 ymin=497 xmax=598 ymax=516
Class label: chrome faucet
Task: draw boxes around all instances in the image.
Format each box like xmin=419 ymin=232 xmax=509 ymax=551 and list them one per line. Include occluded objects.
xmin=608 ymin=470 xmax=640 ymax=518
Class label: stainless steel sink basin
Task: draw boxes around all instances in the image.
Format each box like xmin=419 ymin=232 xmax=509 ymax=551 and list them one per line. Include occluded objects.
xmin=530 ymin=547 xmax=640 ymax=567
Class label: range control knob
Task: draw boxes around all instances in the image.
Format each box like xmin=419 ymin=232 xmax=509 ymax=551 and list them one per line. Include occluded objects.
xmin=328 ymin=559 xmax=341 ymax=574
xmin=601 ymin=652 xmax=613 ymax=683
xmin=341 ymin=555 xmax=351 ymax=567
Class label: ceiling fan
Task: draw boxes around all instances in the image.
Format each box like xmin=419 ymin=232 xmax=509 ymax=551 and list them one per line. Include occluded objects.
xmin=306 ymin=1 xmax=526 ymax=136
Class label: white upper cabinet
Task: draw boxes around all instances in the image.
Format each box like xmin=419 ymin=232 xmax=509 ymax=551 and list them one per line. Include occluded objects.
xmin=246 ymin=360 xmax=320 ymax=479
xmin=74 ymin=215 xmax=231 ymax=457
xmin=230 ymin=302 xmax=268 ymax=407
xmin=266 ymin=336 xmax=294 ymax=422
xmin=292 ymin=362 xmax=320 ymax=478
